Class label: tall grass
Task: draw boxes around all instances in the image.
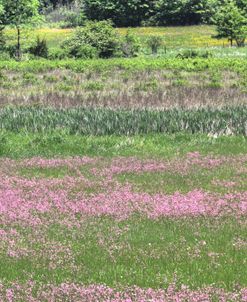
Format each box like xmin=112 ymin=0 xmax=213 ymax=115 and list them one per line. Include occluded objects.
xmin=1 ymin=106 xmax=246 ymax=135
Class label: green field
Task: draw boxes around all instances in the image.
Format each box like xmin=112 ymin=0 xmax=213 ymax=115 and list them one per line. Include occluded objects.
xmin=0 ymin=24 xmax=247 ymax=302
xmin=4 ymin=25 xmax=247 ymax=53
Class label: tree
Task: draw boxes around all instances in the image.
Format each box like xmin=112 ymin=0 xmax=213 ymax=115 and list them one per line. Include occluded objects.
xmin=0 ymin=1 xmax=5 ymax=50
xmin=83 ymin=0 xmax=155 ymax=27
xmin=2 ymin=0 xmax=40 ymax=59
xmin=214 ymin=0 xmax=247 ymax=47
xmin=154 ymin=0 xmax=218 ymax=25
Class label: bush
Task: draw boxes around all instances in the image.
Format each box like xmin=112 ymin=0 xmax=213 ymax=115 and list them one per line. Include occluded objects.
xmin=0 ymin=52 xmax=11 ymax=61
xmin=67 ymin=44 xmax=99 ymax=59
xmin=147 ymin=36 xmax=163 ymax=55
xmin=29 ymin=37 xmax=49 ymax=58
xmin=62 ymin=20 xmax=121 ymax=58
xmin=121 ymin=30 xmax=141 ymax=58
xmin=48 ymin=47 xmax=68 ymax=60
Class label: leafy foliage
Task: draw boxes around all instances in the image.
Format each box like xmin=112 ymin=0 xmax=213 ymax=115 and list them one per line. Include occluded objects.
xmin=62 ymin=20 xmax=120 ymax=58
xmin=83 ymin=0 xmax=155 ymax=27
xmin=1 ymin=0 xmax=40 ymax=59
xmin=214 ymin=0 xmax=247 ymax=47
xmin=121 ymin=30 xmax=141 ymax=58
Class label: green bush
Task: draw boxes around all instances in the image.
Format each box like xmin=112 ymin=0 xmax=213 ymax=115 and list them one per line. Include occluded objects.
xmin=29 ymin=37 xmax=49 ymax=58
xmin=48 ymin=47 xmax=68 ymax=60
xmin=147 ymin=36 xmax=163 ymax=55
xmin=121 ymin=30 xmax=141 ymax=58
xmin=62 ymin=20 xmax=120 ymax=58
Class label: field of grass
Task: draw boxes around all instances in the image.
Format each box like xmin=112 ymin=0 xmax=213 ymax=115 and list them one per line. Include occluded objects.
xmin=0 ymin=133 xmax=247 ymax=301
xmin=0 ymin=24 xmax=247 ymax=301
xmin=4 ymin=25 xmax=247 ymax=52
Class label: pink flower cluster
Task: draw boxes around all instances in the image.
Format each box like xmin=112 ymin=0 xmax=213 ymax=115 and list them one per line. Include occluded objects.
xmin=0 ymin=282 xmax=246 ymax=302
xmin=0 ymin=155 xmax=247 ymax=226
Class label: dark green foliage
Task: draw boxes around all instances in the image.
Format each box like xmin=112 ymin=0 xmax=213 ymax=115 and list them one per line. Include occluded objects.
xmin=62 ymin=20 xmax=120 ymax=58
xmin=0 ymin=27 xmax=5 ymax=51
xmin=154 ymin=0 xmax=219 ymax=25
xmin=82 ymin=0 xmax=235 ymax=26
xmin=29 ymin=37 xmax=49 ymax=58
xmin=83 ymin=0 xmax=155 ymax=27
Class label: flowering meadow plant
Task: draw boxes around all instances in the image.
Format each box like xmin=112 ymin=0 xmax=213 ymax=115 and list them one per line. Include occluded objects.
xmin=0 ymin=152 xmax=246 ymax=301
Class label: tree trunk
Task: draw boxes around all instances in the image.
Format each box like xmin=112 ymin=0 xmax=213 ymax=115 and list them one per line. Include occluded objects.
xmin=16 ymin=26 xmax=21 ymax=60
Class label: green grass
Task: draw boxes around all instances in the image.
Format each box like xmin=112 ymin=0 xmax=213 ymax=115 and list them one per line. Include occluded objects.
xmin=0 ymin=106 xmax=246 ymax=135
xmin=0 ymin=133 xmax=246 ymax=292
xmin=0 ymin=216 xmax=246 ymax=289
xmin=1 ymin=132 xmax=247 ymax=159
xmin=118 ymin=165 xmax=247 ymax=195
xmin=2 ymin=25 xmax=238 ymax=50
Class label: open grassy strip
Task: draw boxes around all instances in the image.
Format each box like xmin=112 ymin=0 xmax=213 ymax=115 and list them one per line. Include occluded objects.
xmin=3 ymin=25 xmax=228 ymax=49
xmin=1 ymin=132 xmax=247 ymax=159
xmin=0 ymin=217 xmax=246 ymax=290
xmin=0 ymin=106 xmax=246 ymax=136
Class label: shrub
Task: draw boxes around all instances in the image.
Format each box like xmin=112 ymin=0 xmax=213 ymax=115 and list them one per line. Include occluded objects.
xmin=29 ymin=37 xmax=49 ymax=58
xmin=48 ymin=47 xmax=68 ymax=60
xmin=147 ymin=36 xmax=163 ymax=55
xmin=121 ymin=30 xmax=141 ymax=58
xmin=62 ymin=20 xmax=121 ymax=58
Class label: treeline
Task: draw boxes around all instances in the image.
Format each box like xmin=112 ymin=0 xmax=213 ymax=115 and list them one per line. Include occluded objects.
xmin=40 ymin=0 xmax=247 ymax=27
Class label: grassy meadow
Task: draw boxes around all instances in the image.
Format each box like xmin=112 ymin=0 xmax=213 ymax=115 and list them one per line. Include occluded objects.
xmin=0 ymin=25 xmax=247 ymax=301
xmin=4 ymin=25 xmax=247 ymax=54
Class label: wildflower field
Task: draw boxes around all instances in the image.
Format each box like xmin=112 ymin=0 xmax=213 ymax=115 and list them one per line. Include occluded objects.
xmin=5 ymin=25 xmax=226 ymax=49
xmin=0 ymin=54 xmax=247 ymax=301
xmin=0 ymin=132 xmax=247 ymax=301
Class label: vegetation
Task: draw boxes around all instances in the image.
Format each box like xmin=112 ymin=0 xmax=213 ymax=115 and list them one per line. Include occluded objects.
xmin=0 ymin=1 xmax=247 ymax=301
xmin=1 ymin=0 xmax=40 ymax=59
xmin=62 ymin=20 xmax=120 ymax=58
xmin=214 ymin=0 xmax=247 ymax=47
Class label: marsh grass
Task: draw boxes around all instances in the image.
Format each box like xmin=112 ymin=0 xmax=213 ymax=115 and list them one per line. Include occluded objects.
xmin=0 ymin=67 xmax=246 ymax=108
